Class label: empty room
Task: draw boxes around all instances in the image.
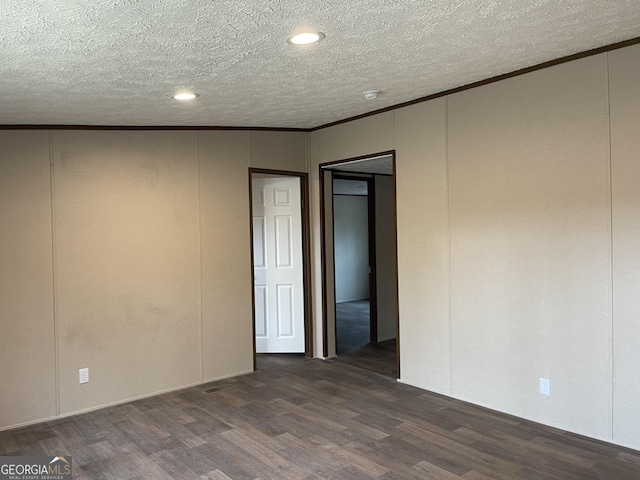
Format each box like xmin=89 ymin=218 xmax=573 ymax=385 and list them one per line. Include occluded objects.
xmin=2 ymin=2 xmax=640 ymax=479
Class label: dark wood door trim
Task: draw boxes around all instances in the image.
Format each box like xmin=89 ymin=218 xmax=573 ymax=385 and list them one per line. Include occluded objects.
xmin=391 ymin=154 xmax=400 ymax=379
xmin=368 ymin=176 xmax=378 ymax=344
xmin=320 ymin=151 xmax=399 ymax=378
xmin=319 ymin=167 xmax=329 ymax=357
xmin=248 ymin=168 xmax=313 ymax=369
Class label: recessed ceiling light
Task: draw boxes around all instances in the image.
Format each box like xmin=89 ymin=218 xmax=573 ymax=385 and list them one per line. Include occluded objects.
xmin=287 ymin=31 xmax=325 ymax=45
xmin=173 ymin=92 xmax=198 ymax=101
xmin=363 ymin=90 xmax=380 ymax=100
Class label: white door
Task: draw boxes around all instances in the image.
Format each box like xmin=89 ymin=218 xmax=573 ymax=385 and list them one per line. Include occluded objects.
xmin=252 ymin=175 xmax=305 ymax=353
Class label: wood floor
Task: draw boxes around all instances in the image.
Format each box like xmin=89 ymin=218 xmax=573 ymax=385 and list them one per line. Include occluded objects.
xmin=336 ymin=300 xmax=372 ymax=355
xmin=332 ymin=339 xmax=397 ymax=378
xmin=335 ymin=299 xmax=398 ymax=378
xmin=1 ymin=355 xmax=639 ymax=479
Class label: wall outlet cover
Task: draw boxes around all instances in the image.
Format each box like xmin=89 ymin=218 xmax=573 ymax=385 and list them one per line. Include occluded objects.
xmin=539 ymin=377 xmax=550 ymax=396
xmin=79 ymin=368 xmax=89 ymax=384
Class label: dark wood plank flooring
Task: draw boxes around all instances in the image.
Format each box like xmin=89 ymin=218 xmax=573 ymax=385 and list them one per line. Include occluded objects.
xmin=336 ymin=300 xmax=398 ymax=378
xmin=1 ymin=355 xmax=639 ymax=479
xmin=336 ymin=300 xmax=372 ymax=355
xmin=332 ymin=339 xmax=397 ymax=378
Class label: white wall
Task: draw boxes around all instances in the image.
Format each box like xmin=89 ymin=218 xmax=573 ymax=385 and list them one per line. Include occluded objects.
xmin=334 ymin=195 xmax=369 ymax=303
xmin=309 ymin=45 xmax=640 ymax=451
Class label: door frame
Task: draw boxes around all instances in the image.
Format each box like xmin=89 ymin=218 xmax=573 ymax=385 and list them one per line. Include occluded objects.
xmin=319 ymin=151 xmax=400 ymax=377
xmin=249 ymin=168 xmax=313 ymax=370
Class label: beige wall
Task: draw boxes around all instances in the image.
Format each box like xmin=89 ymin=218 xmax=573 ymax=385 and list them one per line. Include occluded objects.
xmin=395 ymin=98 xmax=451 ymax=394
xmin=54 ymin=131 xmax=203 ymax=414
xmin=249 ymin=131 xmax=307 ymax=172
xmin=0 ymin=129 xmax=306 ymax=430
xmin=447 ymin=55 xmax=612 ymax=440
xmin=609 ymin=43 xmax=640 ymax=448
xmin=0 ymin=131 xmax=56 ymax=428
xmin=199 ymin=131 xmax=253 ymax=380
xmin=309 ymin=45 xmax=640 ymax=450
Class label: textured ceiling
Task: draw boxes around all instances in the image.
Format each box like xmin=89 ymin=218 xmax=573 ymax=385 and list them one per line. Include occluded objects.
xmin=325 ymin=155 xmax=393 ymax=176
xmin=2 ymin=1 xmax=640 ymax=128
xmin=333 ymin=179 xmax=369 ymax=196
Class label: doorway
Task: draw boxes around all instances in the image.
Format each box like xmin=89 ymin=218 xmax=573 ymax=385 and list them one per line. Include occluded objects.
xmin=320 ymin=152 xmax=399 ymax=378
xmin=249 ymin=169 xmax=312 ymax=365
xmin=333 ymin=175 xmax=375 ymax=354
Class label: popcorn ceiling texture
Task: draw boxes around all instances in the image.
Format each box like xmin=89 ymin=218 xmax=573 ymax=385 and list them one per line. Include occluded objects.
xmin=1 ymin=0 xmax=639 ymax=128
xmin=327 ymin=155 xmax=393 ymax=176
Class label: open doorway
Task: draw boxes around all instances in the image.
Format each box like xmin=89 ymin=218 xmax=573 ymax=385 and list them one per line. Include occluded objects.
xmin=320 ymin=152 xmax=399 ymax=378
xmin=249 ymin=169 xmax=312 ymax=368
xmin=333 ymin=175 xmax=374 ymax=355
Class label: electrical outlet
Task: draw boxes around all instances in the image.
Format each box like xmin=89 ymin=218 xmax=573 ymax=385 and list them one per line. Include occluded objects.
xmin=79 ymin=368 xmax=89 ymax=384
xmin=539 ymin=377 xmax=550 ymax=396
